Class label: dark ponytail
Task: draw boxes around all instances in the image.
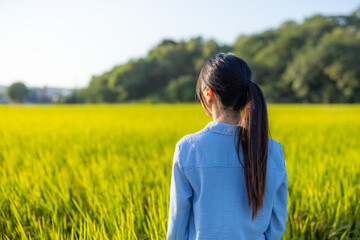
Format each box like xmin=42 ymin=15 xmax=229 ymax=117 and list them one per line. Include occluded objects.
xmin=196 ymin=53 xmax=269 ymax=221
xmin=236 ymin=81 xmax=269 ymax=221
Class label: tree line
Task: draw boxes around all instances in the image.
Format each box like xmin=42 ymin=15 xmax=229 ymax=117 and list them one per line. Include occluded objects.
xmin=6 ymin=8 xmax=360 ymax=104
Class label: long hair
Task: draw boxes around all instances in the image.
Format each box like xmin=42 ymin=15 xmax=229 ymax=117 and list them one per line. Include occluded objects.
xmin=196 ymin=53 xmax=269 ymax=220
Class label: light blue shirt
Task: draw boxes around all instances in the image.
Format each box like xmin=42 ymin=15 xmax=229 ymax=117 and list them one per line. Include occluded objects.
xmin=166 ymin=120 xmax=288 ymax=240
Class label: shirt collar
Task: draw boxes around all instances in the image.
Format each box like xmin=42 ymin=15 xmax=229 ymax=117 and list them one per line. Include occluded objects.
xmin=203 ymin=120 xmax=240 ymax=136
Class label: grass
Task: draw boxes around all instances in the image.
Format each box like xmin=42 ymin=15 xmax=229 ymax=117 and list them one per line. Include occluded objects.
xmin=0 ymin=104 xmax=359 ymax=239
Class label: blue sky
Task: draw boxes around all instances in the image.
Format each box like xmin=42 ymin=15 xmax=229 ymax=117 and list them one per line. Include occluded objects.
xmin=0 ymin=0 xmax=359 ymax=88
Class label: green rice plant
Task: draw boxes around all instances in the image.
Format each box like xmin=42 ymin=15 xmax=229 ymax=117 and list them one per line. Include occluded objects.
xmin=0 ymin=104 xmax=359 ymax=239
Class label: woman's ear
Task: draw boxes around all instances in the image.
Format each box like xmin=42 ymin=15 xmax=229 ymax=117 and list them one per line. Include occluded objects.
xmin=205 ymin=86 xmax=214 ymax=103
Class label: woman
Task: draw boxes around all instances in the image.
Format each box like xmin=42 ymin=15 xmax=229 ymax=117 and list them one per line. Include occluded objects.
xmin=166 ymin=53 xmax=288 ymax=240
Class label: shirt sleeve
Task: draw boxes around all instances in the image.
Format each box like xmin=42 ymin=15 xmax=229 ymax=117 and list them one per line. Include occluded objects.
xmin=166 ymin=142 xmax=193 ymax=240
xmin=264 ymin=143 xmax=288 ymax=240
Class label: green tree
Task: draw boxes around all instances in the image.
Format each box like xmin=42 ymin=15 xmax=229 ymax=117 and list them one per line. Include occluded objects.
xmin=165 ymin=75 xmax=197 ymax=102
xmin=6 ymin=82 xmax=28 ymax=103
xmin=283 ymin=27 xmax=360 ymax=103
xmin=86 ymin=73 xmax=124 ymax=103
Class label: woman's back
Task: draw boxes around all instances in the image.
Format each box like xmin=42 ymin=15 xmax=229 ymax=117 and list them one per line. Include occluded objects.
xmin=166 ymin=120 xmax=287 ymax=240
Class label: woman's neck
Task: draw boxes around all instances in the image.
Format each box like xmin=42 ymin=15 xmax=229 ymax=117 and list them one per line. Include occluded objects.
xmin=213 ymin=111 xmax=241 ymax=126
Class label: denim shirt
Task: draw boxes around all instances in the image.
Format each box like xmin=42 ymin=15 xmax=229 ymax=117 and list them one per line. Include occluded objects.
xmin=166 ymin=120 xmax=288 ymax=240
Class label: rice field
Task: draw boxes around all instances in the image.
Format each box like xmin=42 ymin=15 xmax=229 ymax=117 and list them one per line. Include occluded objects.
xmin=0 ymin=104 xmax=359 ymax=239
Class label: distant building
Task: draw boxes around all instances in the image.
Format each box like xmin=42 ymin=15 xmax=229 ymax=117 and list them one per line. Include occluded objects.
xmin=0 ymin=95 xmax=9 ymax=103
xmin=0 ymin=85 xmax=9 ymax=103
xmin=0 ymin=85 xmax=74 ymax=104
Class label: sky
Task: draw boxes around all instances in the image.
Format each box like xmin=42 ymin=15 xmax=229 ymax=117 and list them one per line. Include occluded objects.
xmin=0 ymin=0 xmax=359 ymax=89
